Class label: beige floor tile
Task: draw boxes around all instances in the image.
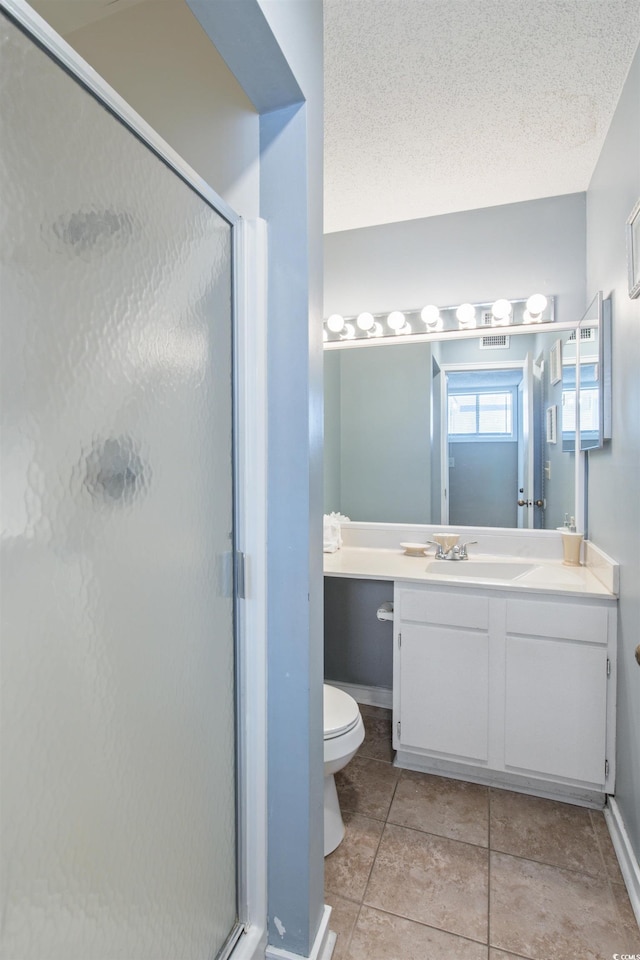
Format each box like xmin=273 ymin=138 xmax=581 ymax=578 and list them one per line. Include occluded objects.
xmin=347 ymin=905 xmax=488 ymax=960
xmin=336 ymin=756 xmax=400 ymax=820
xmin=610 ymin=881 xmax=640 ymax=945
xmin=488 ymin=952 xmax=528 ymax=959
xmin=590 ymin=808 xmax=625 ymax=881
xmin=324 ymin=812 xmax=384 ymax=902
xmin=364 ymin=822 xmax=489 ymax=943
xmin=490 ymin=850 xmax=631 ymax=960
xmin=358 ymin=710 xmax=394 ymax=763
xmin=324 ymin=893 xmax=361 ymax=960
xmin=490 ymin=789 xmax=604 ymax=876
xmin=359 ymin=704 xmax=391 ymax=720
xmin=389 ymin=771 xmax=489 ymax=847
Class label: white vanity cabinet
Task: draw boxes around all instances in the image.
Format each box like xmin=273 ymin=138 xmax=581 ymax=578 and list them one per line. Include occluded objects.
xmin=395 ymin=589 xmax=491 ymax=764
xmin=393 ymin=582 xmax=617 ymax=802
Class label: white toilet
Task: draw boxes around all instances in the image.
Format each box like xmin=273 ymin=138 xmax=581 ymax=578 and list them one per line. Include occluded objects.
xmin=323 ymin=683 xmax=365 ymax=856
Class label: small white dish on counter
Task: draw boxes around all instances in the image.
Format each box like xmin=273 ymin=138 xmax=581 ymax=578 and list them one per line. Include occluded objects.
xmin=400 ymin=542 xmax=428 ymax=557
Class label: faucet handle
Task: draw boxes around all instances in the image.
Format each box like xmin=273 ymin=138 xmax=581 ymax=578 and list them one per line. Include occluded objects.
xmin=425 ymin=539 xmax=445 ymax=559
xmin=459 ymin=540 xmax=478 ymax=559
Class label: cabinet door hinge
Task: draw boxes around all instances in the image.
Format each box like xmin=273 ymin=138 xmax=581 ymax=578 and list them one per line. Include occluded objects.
xmin=605 ymin=759 xmax=609 ymax=779
xmin=398 ymin=632 xmax=402 ymax=648
xmin=396 ymin=720 xmax=401 ymax=739
xmin=606 ymin=657 xmax=611 ymax=677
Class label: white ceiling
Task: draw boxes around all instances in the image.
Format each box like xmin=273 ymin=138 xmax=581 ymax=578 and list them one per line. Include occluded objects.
xmin=324 ymin=0 xmax=640 ymax=234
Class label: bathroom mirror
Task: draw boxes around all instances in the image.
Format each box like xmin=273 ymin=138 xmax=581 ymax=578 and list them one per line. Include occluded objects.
xmin=324 ymin=323 xmax=581 ymax=530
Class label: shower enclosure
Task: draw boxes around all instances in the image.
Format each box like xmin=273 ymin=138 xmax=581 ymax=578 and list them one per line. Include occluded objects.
xmin=1 ymin=7 xmax=240 ymax=958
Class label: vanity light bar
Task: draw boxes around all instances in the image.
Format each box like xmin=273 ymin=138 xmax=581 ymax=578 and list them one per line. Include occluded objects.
xmin=323 ymin=296 xmax=555 ymax=347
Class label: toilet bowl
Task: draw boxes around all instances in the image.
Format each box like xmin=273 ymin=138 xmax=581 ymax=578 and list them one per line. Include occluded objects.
xmin=323 ymin=683 xmax=365 ymax=856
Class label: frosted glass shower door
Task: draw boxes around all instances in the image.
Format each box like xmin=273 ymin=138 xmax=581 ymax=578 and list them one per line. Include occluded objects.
xmin=1 ymin=11 xmax=238 ymax=960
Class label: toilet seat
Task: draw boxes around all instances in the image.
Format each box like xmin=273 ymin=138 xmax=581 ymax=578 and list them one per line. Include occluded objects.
xmin=324 ymin=684 xmax=360 ymax=740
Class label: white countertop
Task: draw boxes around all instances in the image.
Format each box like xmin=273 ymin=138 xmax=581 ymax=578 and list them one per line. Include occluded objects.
xmin=324 ymin=547 xmax=617 ymax=598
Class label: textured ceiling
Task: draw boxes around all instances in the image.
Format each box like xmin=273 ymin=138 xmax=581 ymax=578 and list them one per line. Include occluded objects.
xmin=324 ymin=0 xmax=640 ymax=233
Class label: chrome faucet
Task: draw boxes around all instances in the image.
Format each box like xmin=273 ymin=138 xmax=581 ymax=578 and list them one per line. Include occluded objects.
xmin=450 ymin=540 xmax=478 ymax=560
xmin=426 ymin=539 xmax=446 ymax=559
xmin=427 ymin=539 xmax=478 ymax=561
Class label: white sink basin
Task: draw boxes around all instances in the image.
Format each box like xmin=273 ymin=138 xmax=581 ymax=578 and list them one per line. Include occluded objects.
xmin=425 ymin=560 xmax=537 ymax=581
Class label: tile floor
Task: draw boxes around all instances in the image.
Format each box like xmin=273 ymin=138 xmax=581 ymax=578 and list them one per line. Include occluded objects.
xmin=325 ymin=704 xmax=640 ymax=960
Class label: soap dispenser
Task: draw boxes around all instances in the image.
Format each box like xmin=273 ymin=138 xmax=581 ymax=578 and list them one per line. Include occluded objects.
xmin=560 ymin=517 xmax=583 ymax=566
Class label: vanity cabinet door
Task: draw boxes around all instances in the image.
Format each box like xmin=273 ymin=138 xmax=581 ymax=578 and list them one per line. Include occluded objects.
xmin=398 ymin=623 xmax=490 ymax=762
xmin=504 ymin=599 xmax=610 ymax=785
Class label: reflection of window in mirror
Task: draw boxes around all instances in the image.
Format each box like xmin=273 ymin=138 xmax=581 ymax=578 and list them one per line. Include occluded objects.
xmin=562 ymin=369 xmax=577 ymax=437
xmin=448 ymin=388 xmax=516 ymax=440
xmin=579 ymin=364 xmax=600 ymax=442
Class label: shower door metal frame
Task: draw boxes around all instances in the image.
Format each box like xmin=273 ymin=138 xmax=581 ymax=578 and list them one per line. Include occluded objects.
xmin=0 ymin=3 xmax=268 ymax=958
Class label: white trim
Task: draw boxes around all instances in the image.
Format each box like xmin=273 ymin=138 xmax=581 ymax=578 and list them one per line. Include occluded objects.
xmin=230 ymin=926 xmax=269 ymax=960
xmin=326 ymin=681 xmax=393 ymax=710
xmin=235 ymin=220 xmax=269 ymax=950
xmin=1 ymin=0 xmax=238 ymax=225
xmin=604 ymin=798 xmax=640 ymax=929
xmin=266 ymin=906 xmax=335 ymax=960
xmin=394 ymin=751 xmax=606 ymax=808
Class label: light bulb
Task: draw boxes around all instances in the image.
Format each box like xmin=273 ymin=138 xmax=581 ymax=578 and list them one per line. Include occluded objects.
xmin=491 ymin=299 xmax=512 ymax=323
xmin=327 ymin=313 xmax=345 ymax=333
xmin=395 ymin=321 xmax=412 ymax=336
xmin=387 ymin=310 xmax=405 ymax=331
xmin=421 ymin=304 xmax=440 ymax=325
xmin=341 ymin=322 xmax=355 ymax=340
xmin=368 ymin=322 xmax=383 ymax=337
xmin=356 ymin=311 xmax=375 ymax=331
xmin=522 ymin=309 xmax=541 ymax=324
xmin=456 ymin=303 xmax=476 ymax=328
xmin=526 ymin=294 xmax=547 ymax=317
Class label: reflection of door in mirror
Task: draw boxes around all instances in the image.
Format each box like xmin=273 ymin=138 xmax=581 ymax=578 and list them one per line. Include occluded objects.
xmin=443 ymin=363 xmax=542 ymax=529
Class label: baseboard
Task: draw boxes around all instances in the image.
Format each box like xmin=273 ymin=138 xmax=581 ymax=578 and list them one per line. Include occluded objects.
xmin=228 ymin=924 xmax=267 ymax=960
xmin=394 ymin=751 xmax=605 ymax=808
xmin=266 ymin=905 xmax=334 ymax=960
xmin=604 ymin=797 xmax=640 ymax=928
xmin=326 ymin=680 xmax=392 ymax=710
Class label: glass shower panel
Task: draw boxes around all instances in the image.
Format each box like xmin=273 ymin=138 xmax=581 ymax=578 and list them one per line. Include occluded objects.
xmin=1 ymin=13 xmax=237 ymax=960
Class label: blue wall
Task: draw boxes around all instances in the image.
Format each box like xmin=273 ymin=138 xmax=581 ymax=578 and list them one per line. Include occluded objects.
xmin=188 ymin=2 xmax=325 ymax=955
xmin=325 ymin=193 xmax=586 ymax=323
xmin=586 ymin=44 xmax=640 ymax=864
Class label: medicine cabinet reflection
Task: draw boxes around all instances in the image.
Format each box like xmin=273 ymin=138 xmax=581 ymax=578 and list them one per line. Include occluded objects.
xmin=561 ymin=292 xmax=612 ymax=453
